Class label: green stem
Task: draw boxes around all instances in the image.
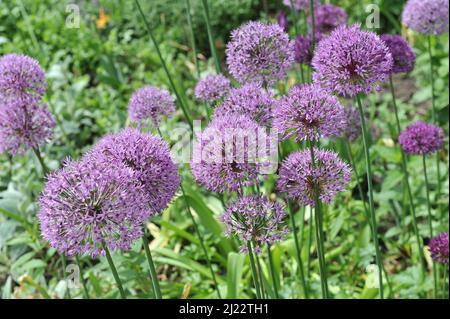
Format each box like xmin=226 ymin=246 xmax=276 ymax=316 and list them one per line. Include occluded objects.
xmin=442 ymin=266 xmax=448 ymax=299
xmin=422 ymin=155 xmax=438 ymax=298
xmin=309 ymin=0 xmax=316 ymax=52
xmin=247 ymin=241 xmax=262 ymax=299
xmin=75 ymin=257 xmax=90 ymax=299
xmin=185 ymin=0 xmax=200 ymax=79
xmin=134 ymin=0 xmax=193 ymax=131
xmin=267 ymin=244 xmax=280 ymax=299
xmin=142 ymin=230 xmax=162 ymax=299
xmin=255 ymin=250 xmax=266 ymax=299
xmin=289 ymin=0 xmax=300 ymax=35
xmin=356 ymin=95 xmax=384 ymax=299
xmin=102 ymin=242 xmax=126 ymax=299
xmin=201 ymin=0 xmax=221 ymax=74
xmin=61 ymin=255 xmax=71 ymax=299
xmin=32 ymin=147 xmax=49 ymax=176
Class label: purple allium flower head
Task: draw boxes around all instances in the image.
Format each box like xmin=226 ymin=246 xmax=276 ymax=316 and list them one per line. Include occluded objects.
xmin=277 ymin=11 xmax=289 ymax=33
xmin=194 ymin=74 xmax=231 ymax=103
xmin=402 ymin=0 xmax=449 ymax=35
xmin=429 ymin=232 xmax=449 ymax=264
xmin=213 ymin=83 xmax=274 ymax=126
xmin=38 ymin=158 xmax=149 ymax=257
xmin=273 ymin=84 xmax=345 ymax=142
xmin=312 ymin=24 xmax=393 ymax=97
xmin=128 ymin=86 xmax=175 ymax=126
xmin=294 ymin=32 xmax=322 ymax=65
xmin=88 ymin=128 xmax=180 ymax=216
xmin=398 ymin=121 xmax=444 ymax=155
xmin=308 ymin=4 xmax=348 ymax=34
xmin=191 ymin=114 xmax=270 ymax=193
xmin=380 ymin=34 xmax=416 ymax=74
xmin=0 ymin=54 xmax=47 ymax=101
xmin=221 ymin=195 xmax=288 ymax=254
xmin=283 ymin=0 xmax=320 ymax=12
xmin=341 ymin=104 xmax=361 ymax=142
xmin=0 ymin=99 xmax=55 ymax=155
xmin=277 ymin=148 xmax=352 ymax=206
xmin=226 ymin=21 xmax=295 ymax=86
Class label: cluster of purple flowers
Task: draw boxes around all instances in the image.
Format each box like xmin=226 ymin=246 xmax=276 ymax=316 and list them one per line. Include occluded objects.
xmin=399 ymin=122 xmax=444 ymax=155
xmin=309 ymin=4 xmax=348 ymax=35
xmin=429 ymin=232 xmax=449 ymax=264
xmin=402 ymin=0 xmax=449 ymax=35
xmin=381 ymin=35 xmax=416 ymax=74
xmin=195 ymin=74 xmax=231 ymax=103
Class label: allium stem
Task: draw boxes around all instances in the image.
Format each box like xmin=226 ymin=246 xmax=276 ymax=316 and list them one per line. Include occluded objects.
xmin=255 ymin=250 xmax=267 ymax=299
xmin=289 ymin=0 xmax=300 ymax=35
xmin=389 ymin=76 xmax=426 ymax=278
xmin=422 ymin=155 xmax=438 ymax=298
xmin=184 ymin=0 xmax=200 ymax=79
xmin=102 ymin=242 xmax=127 ymax=299
xmin=267 ymin=244 xmax=280 ymax=299
xmin=75 ymin=256 xmax=90 ymax=299
xmin=247 ymin=241 xmax=262 ymax=299
xmin=60 ymin=255 xmax=71 ymax=299
xmin=442 ymin=267 xmax=448 ymax=298
xmin=32 ymin=147 xmax=49 ymax=176
xmin=134 ymin=0 xmax=193 ymax=131
xmin=201 ymin=0 xmax=221 ymax=74
xmin=142 ymin=230 xmax=162 ymax=299
xmin=309 ymin=0 xmax=316 ymax=52
xmin=356 ymin=95 xmax=385 ymax=299
xmin=287 ymin=201 xmax=309 ymax=298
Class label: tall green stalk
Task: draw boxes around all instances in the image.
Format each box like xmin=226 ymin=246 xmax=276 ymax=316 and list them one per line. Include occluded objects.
xmin=102 ymin=242 xmax=127 ymax=299
xmin=356 ymin=95 xmax=384 ymax=299
xmin=134 ymin=0 xmax=193 ymax=131
xmin=247 ymin=241 xmax=262 ymax=299
xmin=142 ymin=230 xmax=162 ymax=299
xmin=267 ymin=244 xmax=280 ymax=299
xmin=32 ymin=147 xmax=49 ymax=176
xmin=422 ymin=155 xmax=438 ymax=298
xmin=255 ymin=251 xmax=267 ymax=299
xmin=200 ymin=0 xmax=221 ymax=74
xmin=309 ymin=0 xmax=316 ymax=51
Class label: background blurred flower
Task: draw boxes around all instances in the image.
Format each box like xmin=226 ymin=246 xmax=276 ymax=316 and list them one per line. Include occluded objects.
xmin=399 ymin=121 xmax=444 ymax=155
xmin=294 ymin=32 xmax=322 ymax=65
xmin=381 ymin=34 xmax=416 ymax=74
xmin=277 ymin=11 xmax=289 ymax=33
xmin=341 ymin=104 xmax=361 ymax=142
xmin=308 ymin=4 xmax=347 ymax=34
xmin=194 ymin=74 xmax=231 ymax=103
xmin=429 ymin=232 xmax=449 ymax=264
xmin=283 ymin=0 xmax=320 ymax=12
xmin=402 ymin=0 xmax=449 ymax=35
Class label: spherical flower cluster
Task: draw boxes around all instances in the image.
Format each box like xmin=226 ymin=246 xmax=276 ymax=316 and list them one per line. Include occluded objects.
xmin=309 ymin=4 xmax=348 ymax=34
xmin=283 ymin=0 xmax=320 ymax=12
xmin=128 ymin=86 xmax=175 ymax=126
xmin=273 ymin=84 xmax=345 ymax=142
xmin=194 ymin=74 xmax=231 ymax=103
xmin=277 ymin=11 xmax=289 ymax=33
xmin=429 ymin=232 xmax=449 ymax=264
xmin=294 ymin=32 xmax=323 ymax=65
xmin=213 ymin=83 xmax=274 ymax=126
xmin=277 ymin=148 xmax=352 ymax=206
xmin=402 ymin=0 xmax=449 ymax=35
xmin=38 ymin=158 xmax=149 ymax=257
xmin=341 ymin=105 xmax=361 ymax=142
xmin=226 ymin=21 xmax=294 ymax=86
xmin=221 ymin=195 xmax=288 ymax=253
xmin=89 ymin=128 xmax=180 ymax=216
xmin=398 ymin=121 xmax=444 ymax=155
xmin=0 ymin=53 xmax=47 ymax=101
xmin=380 ymin=34 xmax=416 ymax=74
xmin=0 ymin=99 xmax=55 ymax=155
xmin=191 ymin=114 xmax=270 ymax=193
xmin=312 ymin=24 xmax=393 ymax=97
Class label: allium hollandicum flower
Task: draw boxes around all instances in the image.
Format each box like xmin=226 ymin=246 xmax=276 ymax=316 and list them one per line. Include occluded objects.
xmin=429 ymin=232 xmax=449 ymax=264
xmin=191 ymin=114 xmax=271 ymax=193
xmin=380 ymin=34 xmax=416 ymax=74
xmin=128 ymin=86 xmax=175 ymax=126
xmin=341 ymin=105 xmax=361 ymax=142
xmin=277 ymin=11 xmax=289 ymax=33
xmin=283 ymin=0 xmax=320 ymax=12
xmin=308 ymin=4 xmax=348 ymax=34
xmin=38 ymin=158 xmax=149 ymax=257
xmin=88 ymin=128 xmax=180 ymax=216
xmin=213 ymin=83 xmax=274 ymax=126
xmin=221 ymin=195 xmax=288 ymax=254
xmin=398 ymin=121 xmax=444 ymax=155
xmin=294 ymin=33 xmax=322 ymax=65
xmin=0 ymin=99 xmax=55 ymax=155
xmin=402 ymin=0 xmax=449 ymax=35
xmin=312 ymin=24 xmax=393 ymax=97
xmin=272 ymin=84 xmax=345 ymax=142
xmin=277 ymin=148 xmax=352 ymax=206
xmin=194 ymin=74 xmax=231 ymax=103
xmin=226 ymin=21 xmax=294 ymax=86
xmin=0 ymin=53 xmax=47 ymax=101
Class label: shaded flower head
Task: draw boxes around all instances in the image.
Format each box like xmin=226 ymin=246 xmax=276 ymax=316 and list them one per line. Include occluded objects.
xmin=381 ymin=34 xmax=416 ymax=74
xmin=399 ymin=121 xmax=444 ymax=155
xmin=429 ymin=232 xmax=449 ymax=264
xmin=194 ymin=74 xmax=231 ymax=103
xmin=283 ymin=0 xmax=320 ymax=12
xmin=308 ymin=4 xmax=348 ymax=34
xmin=221 ymin=195 xmax=288 ymax=254
xmin=277 ymin=148 xmax=352 ymax=206
xmin=128 ymin=86 xmax=175 ymax=127
xmin=191 ymin=114 xmax=272 ymax=193
xmin=226 ymin=21 xmax=294 ymax=86
xmin=294 ymin=32 xmax=323 ymax=65
xmin=213 ymin=83 xmax=274 ymax=126
xmin=312 ymin=24 xmax=393 ymax=97
xmin=273 ymin=83 xmax=345 ymax=142
xmin=402 ymin=0 xmax=449 ymax=35
xmin=341 ymin=104 xmax=361 ymax=142
xmin=88 ymin=128 xmax=180 ymax=216
xmin=0 ymin=53 xmax=47 ymax=101
xmin=38 ymin=158 xmax=149 ymax=257
xmin=277 ymin=11 xmax=289 ymax=33
xmin=0 ymin=99 xmax=55 ymax=155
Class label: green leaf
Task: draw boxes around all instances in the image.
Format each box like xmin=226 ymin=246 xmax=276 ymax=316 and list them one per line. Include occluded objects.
xmin=226 ymin=252 xmax=245 ymax=298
